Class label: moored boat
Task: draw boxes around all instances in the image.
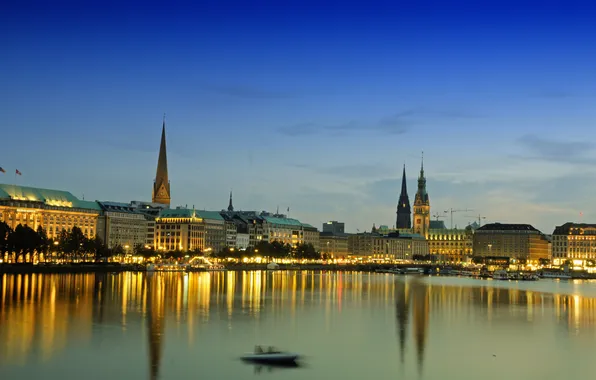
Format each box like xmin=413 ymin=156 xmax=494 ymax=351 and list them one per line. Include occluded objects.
xmin=492 ymin=269 xmax=509 ymax=280
xmin=241 ymin=346 xmax=299 ymax=365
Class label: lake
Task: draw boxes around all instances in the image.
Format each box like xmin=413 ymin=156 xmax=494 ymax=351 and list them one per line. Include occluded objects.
xmin=1 ymin=271 xmax=596 ymax=380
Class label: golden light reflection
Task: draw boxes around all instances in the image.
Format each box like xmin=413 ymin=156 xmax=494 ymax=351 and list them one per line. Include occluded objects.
xmin=3 ymin=272 xmax=596 ymax=371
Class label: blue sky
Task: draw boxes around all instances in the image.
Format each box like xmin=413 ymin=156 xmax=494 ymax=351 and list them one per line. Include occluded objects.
xmin=2 ymin=0 xmax=596 ymax=233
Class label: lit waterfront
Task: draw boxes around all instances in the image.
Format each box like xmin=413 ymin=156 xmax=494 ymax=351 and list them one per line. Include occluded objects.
xmin=1 ymin=272 xmax=596 ymax=380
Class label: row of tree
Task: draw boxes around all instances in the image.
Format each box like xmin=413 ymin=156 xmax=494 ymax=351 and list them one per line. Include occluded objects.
xmin=0 ymin=221 xmax=115 ymax=262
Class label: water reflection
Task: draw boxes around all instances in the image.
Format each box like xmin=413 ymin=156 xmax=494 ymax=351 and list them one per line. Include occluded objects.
xmin=2 ymin=272 xmax=596 ymax=379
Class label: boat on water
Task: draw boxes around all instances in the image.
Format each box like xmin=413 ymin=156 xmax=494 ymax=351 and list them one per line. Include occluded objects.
xmin=492 ymin=269 xmax=509 ymax=280
xmin=241 ymin=346 xmax=299 ymax=365
xmin=267 ymin=262 xmax=280 ymax=270
xmin=146 ymin=263 xmax=189 ymax=272
xmin=541 ymin=271 xmax=572 ymax=280
xmin=187 ymin=263 xmax=227 ymax=272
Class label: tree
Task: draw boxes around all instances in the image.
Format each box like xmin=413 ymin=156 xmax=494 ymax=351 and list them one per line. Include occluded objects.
xmin=292 ymin=243 xmax=320 ymax=260
xmin=66 ymin=226 xmax=88 ymax=261
xmin=9 ymin=224 xmax=38 ymax=262
xmin=36 ymin=226 xmax=50 ymax=262
xmin=134 ymin=243 xmax=156 ymax=259
xmin=89 ymin=236 xmax=110 ymax=262
xmin=0 ymin=221 xmax=12 ymax=260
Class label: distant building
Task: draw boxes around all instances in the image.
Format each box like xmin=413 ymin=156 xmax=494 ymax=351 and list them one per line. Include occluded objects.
xmin=0 ymin=184 xmax=100 ymax=240
xmin=473 ymin=223 xmax=549 ymax=263
xmin=195 ymin=210 xmax=226 ymax=253
xmin=427 ymin=225 xmax=474 ymax=263
xmin=552 ymin=223 xmax=596 ymax=267
xmin=154 ymin=208 xmax=205 ymax=252
xmin=322 ymin=221 xmax=345 ymax=234
xmin=319 ymin=232 xmax=349 ymax=258
xmin=302 ymin=224 xmax=320 ymax=251
xmin=96 ymin=201 xmax=149 ymax=249
xmin=348 ymin=231 xmax=428 ymax=260
xmin=236 ymin=233 xmax=250 ymax=250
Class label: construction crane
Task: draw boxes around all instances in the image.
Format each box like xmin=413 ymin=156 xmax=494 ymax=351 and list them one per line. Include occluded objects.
xmin=432 ymin=213 xmax=446 ymax=221
xmin=465 ymin=214 xmax=487 ymax=227
xmin=444 ymin=208 xmax=473 ymax=229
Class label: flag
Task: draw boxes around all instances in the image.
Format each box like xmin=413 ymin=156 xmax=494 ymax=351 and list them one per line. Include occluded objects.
xmin=0 ymin=167 xmax=5 ymax=173
xmin=287 ymin=207 xmax=290 ymax=212
xmin=15 ymin=169 xmax=22 ymax=175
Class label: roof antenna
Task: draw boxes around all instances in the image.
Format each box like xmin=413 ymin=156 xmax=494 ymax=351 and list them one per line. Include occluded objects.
xmin=82 ymin=193 xmax=85 ymax=200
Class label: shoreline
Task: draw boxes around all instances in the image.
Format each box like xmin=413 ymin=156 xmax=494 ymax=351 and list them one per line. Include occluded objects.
xmin=0 ymin=263 xmax=437 ymax=274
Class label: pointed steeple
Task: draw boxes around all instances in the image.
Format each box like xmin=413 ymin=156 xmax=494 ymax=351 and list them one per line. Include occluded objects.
xmin=228 ymin=190 xmax=234 ymax=212
xmin=416 ymin=151 xmax=428 ymax=200
xmin=396 ymin=164 xmax=412 ymax=229
xmin=152 ymin=115 xmax=171 ymax=206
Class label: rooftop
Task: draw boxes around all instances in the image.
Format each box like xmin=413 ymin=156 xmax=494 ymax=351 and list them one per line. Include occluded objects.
xmin=477 ymin=223 xmax=540 ymax=232
xmin=195 ymin=210 xmax=224 ymax=221
xmin=158 ymin=208 xmax=201 ymax=219
xmin=262 ymin=215 xmax=304 ymax=227
xmin=553 ymin=222 xmax=596 ymax=235
xmin=0 ymin=183 xmax=101 ymax=211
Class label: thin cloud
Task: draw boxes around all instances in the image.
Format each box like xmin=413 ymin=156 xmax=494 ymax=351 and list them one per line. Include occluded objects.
xmin=516 ymin=134 xmax=596 ymax=164
xmin=203 ymin=84 xmax=299 ymax=99
xmin=277 ymin=107 xmax=481 ymax=137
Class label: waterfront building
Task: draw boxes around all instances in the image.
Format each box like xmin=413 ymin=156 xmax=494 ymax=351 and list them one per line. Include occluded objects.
xmin=0 ymin=184 xmax=100 ymax=239
xmin=235 ymin=233 xmax=250 ymax=250
xmin=302 ymin=224 xmax=320 ymax=251
xmin=319 ymin=231 xmax=350 ymax=258
xmin=322 ymin=221 xmax=345 ymax=234
xmin=224 ymin=219 xmax=237 ymax=248
xmin=412 ymin=156 xmax=430 ymax=239
xmin=472 ymin=223 xmax=549 ymax=264
xmin=154 ymin=208 xmax=205 ymax=252
xmin=396 ymin=165 xmax=412 ymax=229
xmin=348 ymin=231 xmax=428 ymax=260
xmin=129 ymin=201 xmax=167 ymax=249
xmin=152 ymin=118 xmax=171 ymax=206
xmin=427 ymin=224 xmax=474 ymax=263
xmin=552 ymin=223 xmax=596 ymax=268
xmin=195 ymin=210 xmax=226 ymax=253
xmin=220 ymin=211 xmax=265 ymax=247
xmin=261 ymin=213 xmax=305 ymax=247
xmin=96 ymin=202 xmax=149 ymax=249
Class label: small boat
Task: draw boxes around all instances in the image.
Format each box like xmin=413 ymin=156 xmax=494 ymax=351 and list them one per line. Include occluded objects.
xmin=241 ymin=346 xmax=299 ymax=365
xmin=266 ymin=262 xmax=280 ymax=270
xmin=540 ymin=271 xmax=572 ymax=280
xmin=492 ymin=270 xmax=509 ymax=280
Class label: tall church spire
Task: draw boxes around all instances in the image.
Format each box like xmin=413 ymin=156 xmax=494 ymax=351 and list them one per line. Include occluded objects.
xmin=396 ymin=164 xmax=412 ymax=229
xmin=228 ymin=190 xmax=234 ymax=211
xmin=152 ymin=115 xmax=171 ymax=206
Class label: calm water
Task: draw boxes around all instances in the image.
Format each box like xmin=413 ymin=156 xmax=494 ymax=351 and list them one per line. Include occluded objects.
xmin=1 ymin=271 xmax=596 ymax=380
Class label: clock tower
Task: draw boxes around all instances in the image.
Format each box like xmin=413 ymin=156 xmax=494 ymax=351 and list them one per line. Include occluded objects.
xmin=152 ymin=116 xmax=171 ymax=206
xmin=413 ymin=153 xmax=430 ymax=238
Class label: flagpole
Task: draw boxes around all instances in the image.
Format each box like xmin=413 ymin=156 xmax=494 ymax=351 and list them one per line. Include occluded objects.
xmin=13 ymin=170 xmax=16 ymax=199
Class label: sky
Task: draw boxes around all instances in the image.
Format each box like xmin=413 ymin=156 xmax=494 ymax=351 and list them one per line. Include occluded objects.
xmin=2 ymin=0 xmax=596 ymax=234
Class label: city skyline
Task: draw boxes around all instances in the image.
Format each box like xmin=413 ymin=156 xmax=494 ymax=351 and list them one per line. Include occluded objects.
xmin=3 ymin=1 xmax=596 ymax=233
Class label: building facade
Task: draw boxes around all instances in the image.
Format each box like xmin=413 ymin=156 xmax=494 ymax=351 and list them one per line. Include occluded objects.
xmin=0 ymin=184 xmax=100 ymax=240
xmin=96 ymin=202 xmax=149 ymax=249
xmin=552 ymin=223 xmax=596 ymax=267
xmin=473 ymin=223 xmax=549 ymax=263
xmin=348 ymin=232 xmax=428 ymax=260
xmin=319 ymin=232 xmax=349 ymax=258
xmin=195 ymin=211 xmax=226 ymax=253
xmin=302 ymin=224 xmax=320 ymax=251
xmin=322 ymin=221 xmax=345 ymax=234
xmin=427 ymin=225 xmax=474 ymax=263
xmin=154 ymin=208 xmax=205 ymax=252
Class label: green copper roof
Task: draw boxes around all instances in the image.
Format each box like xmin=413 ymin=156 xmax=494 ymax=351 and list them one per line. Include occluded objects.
xmin=262 ymin=215 xmax=303 ymax=227
xmin=158 ymin=208 xmax=198 ymax=218
xmin=195 ymin=210 xmax=224 ymax=221
xmin=0 ymin=183 xmax=101 ymax=211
